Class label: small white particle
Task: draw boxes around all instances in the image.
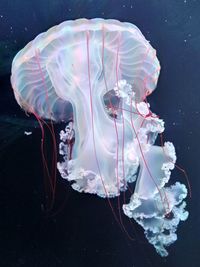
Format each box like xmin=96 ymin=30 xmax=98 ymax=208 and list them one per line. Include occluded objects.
xmin=184 ymin=39 xmax=187 ymax=43
xmin=164 ymin=19 xmax=168 ymax=23
xmin=123 ymin=4 xmax=126 ymax=7
xmin=0 ymin=15 xmax=3 ymax=18
xmin=24 ymin=131 xmax=32 ymax=136
xmin=24 ymin=27 xmax=28 ymax=31
xmin=130 ymin=5 xmax=133 ymax=8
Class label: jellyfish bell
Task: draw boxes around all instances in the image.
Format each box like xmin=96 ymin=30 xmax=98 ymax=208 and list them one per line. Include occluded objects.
xmin=10 ymin=18 xmax=188 ymax=257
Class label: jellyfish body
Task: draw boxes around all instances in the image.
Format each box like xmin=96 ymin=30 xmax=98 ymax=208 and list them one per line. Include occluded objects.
xmin=11 ymin=18 xmax=188 ymax=257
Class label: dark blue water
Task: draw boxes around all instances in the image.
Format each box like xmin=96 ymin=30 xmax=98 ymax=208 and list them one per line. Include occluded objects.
xmin=0 ymin=1 xmax=199 ymax=267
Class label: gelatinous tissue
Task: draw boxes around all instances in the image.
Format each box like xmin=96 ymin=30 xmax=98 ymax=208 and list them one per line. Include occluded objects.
xmin=11 ymin=19 xmax=188 ymax=256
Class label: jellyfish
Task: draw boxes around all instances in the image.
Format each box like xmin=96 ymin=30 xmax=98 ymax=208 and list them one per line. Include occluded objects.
xmin=10 ymin=18 xmax=188 ymax=257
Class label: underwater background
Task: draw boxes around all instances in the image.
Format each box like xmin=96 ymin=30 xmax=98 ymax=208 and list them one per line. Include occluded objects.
xmin=0 ymin=0 xmax=199 ymax=267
